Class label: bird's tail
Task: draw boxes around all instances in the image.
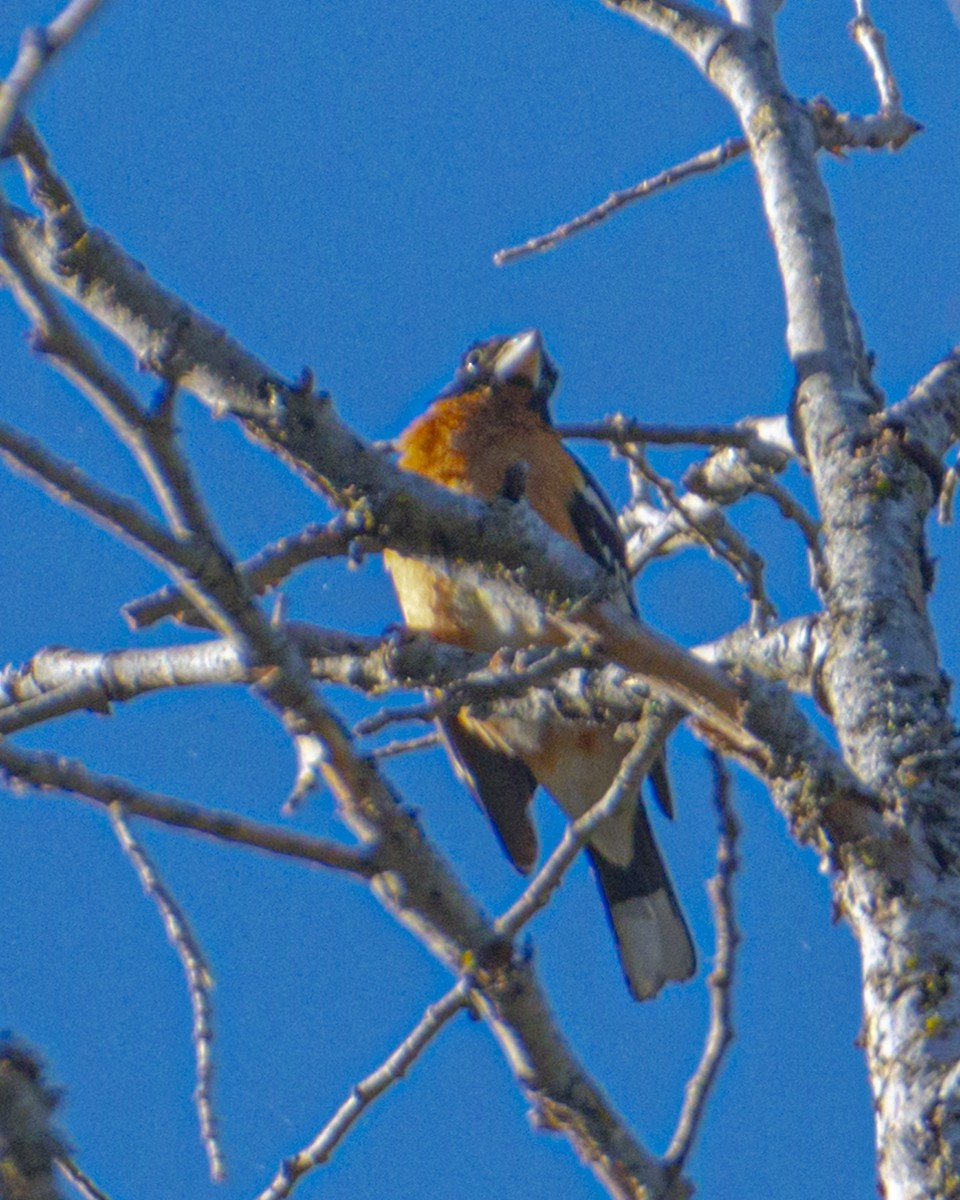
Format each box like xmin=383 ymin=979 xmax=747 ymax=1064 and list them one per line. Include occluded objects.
xmin=588 ymin=801 xmax=695 ymax=1001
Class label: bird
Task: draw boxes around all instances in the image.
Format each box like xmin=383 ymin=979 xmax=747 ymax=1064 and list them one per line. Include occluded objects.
xmin=384 ymin=329 xmax=695 ymax=1000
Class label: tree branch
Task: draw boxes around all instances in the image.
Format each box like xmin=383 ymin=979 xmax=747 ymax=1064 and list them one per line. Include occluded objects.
xmin=108 ymin=806 xmax=224 ymax=1181
xmin=254 ymin=981 xmax=472 ymax=1200
xmin=124 ymin=513 xmax=372 ymax=629
xmin=493 ymin=138 xmax=748 ymax=265
xmin=0 ymin=742 xmax=375 ymax=875
xmin=666 ymin=753 xmax=740 ymax=1166
xmin=0 ymin=0 xmax=106 ymax=149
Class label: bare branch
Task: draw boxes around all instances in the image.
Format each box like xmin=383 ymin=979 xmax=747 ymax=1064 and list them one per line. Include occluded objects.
xmin=849 ymin=0 xmax=902 ymax=112
xmin=370 ymin=731 xmax=441 ymax=759
xmin=124 ymin=514 xmax=372 ymax=629
xmin=494 ymin=138 xmax=747 ymax=265
xmin=496 ymin=719 xmax=673 ymax=938
xmin=55 ymin=1156 xmax=112 ymax=1200
xmin=0 ymin=741 xmax=375 ymax=876
xmin=0 ymin=0 xmax=106 ymax=149
xmin=626 ymin=447 xmax=776 ymax=627
xmin=0 ymin=642 xmax=250 ymax=735
xmin=56 ymin=1156 xmax=113 ymax=1200
xmin=666 ymin=753 xmax=740 ymax=1166
xmin=557 ymin=414 xmax=791 ymax=462
xmin=254 ymin=981 xmax=472 ymax=1200
xmin=108 ymin=806 xmax=224 ymax=1182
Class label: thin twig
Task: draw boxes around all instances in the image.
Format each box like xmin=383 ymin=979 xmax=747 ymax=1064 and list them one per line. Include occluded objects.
xmin=628 ymin=447 xmax=776 ymax=627
xmin=0 ymin=741 xmax=375 ymax=875
xmin=556 ymin=418 xmax=758 ymax=450
xmin=353 ymin=642 xmax=594 ymax=736
xmin=108 ymin=806 xmax=225 ymax=1181
xmin=495 ymin=719 xmax=672 ymax=937
xmin=494 ymin=136 xmax=748 ymax=264
xmin=371 ymin=731 xmax=441 ymax=759
xmin=254 ymin=980 xmax=472 ymax=1200
xmin=124 ymin=514 xmax=372 ymax=629
xmin=666 ymin=752 xmax=740 ymax=1166
xmin=57 ymin=1155 xmax=114 ymax=1200
xmin=849 ymin=0 xmax=901 ymax=111
xmin=0 ymin=0 xmax=106 ymax=149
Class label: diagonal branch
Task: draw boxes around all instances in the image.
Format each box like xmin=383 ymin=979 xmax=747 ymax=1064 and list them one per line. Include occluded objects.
xmin=0 ymin=0 xmax=106 ymax=149
xmin=254 ymin=980 xmax=473 ymax=1200
xmin=108 ymin=806 xmax=224 ymax=1181
xmin=496 ymin=718 xmax=673 ymax=938
xmin=124 ymin=513 xmax=373 ymax=629
xmin=494 ymin=137 xmax=747 ymax=265
xmin=0 ymin=741 xmax=375 ymax=876
xmin=56 ymin=1157 xmax=112 ymax=1200
xmin=666 ymin=752 xmax=740 ymax=1166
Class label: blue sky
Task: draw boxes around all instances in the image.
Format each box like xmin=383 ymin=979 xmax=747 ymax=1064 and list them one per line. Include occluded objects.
xmin=2 ymin=2 xmax=959 ymax=1198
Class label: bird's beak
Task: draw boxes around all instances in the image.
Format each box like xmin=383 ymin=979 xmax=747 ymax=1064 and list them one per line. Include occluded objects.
xmin=493 ymin=329 xmax=543 ymax=389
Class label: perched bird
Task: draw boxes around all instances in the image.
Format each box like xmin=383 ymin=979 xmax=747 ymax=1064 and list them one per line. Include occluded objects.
xmin=384 ymin=329 xmax=695 ymax=999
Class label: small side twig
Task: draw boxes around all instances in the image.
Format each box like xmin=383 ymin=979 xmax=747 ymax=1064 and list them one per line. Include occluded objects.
xmin=665 ymin=751 xmax=740 ymax=1167
xmin=108 ymin=806 xmax=224 ymax=1182
xmin=255 ymin=980 xmax=472 ymax=1200
xmin=371 ymin=731 xmax=441 ymax=758
xmin=57 ymin=1153 xmax=114 ymax=1200
xmin=124 ymin=514 xmax=374 ymax=630
xmin=494 ymin=136 xmax=748 ymax=264
xmin=627 ymin=447 xmax=776 ymax=627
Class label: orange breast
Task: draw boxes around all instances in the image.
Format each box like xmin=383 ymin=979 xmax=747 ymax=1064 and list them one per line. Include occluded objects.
xmin=386 ymin=384 xmax=582 ymax=652
xmin=396 ymin=385 xmax=582 ymax=544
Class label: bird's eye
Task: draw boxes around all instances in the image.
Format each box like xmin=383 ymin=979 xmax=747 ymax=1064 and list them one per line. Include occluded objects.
xmin=463 ymin=349 xmax=482 ymax=373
